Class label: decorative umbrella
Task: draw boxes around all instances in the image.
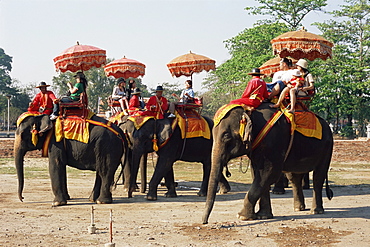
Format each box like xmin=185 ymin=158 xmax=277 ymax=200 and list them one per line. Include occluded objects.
xmin=259 ymin=56 xmax=297 ymax=76
xmin=104 ymin=56 xmax=146 ymax=79
xmin=167 ymin=51 xmax=216 ymax=79
xmin=53 ymin=41 xmax=106 ymax=73
xmin=271 ymin=27 xmax=334 ymax=61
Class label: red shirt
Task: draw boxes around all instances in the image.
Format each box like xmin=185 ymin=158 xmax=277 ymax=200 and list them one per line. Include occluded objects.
xmin=145 ymin=95 xmax=168 ymax=119
xmin=128 ymin=94 xmax=140 ymax=113
xmin=230 ymin=77 xmax=268 ymax=108
xmin=28 ymin=90 xmax=56 ymax=115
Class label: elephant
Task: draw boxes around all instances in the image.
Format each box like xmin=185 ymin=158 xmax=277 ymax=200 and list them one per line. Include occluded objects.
xmin=119 ymin=115 xmax=231 ymax=200
xmin=203 ymin=102 xmax=333 ymax=224
xmin=15 ymin=114 xmax=126 ymax=206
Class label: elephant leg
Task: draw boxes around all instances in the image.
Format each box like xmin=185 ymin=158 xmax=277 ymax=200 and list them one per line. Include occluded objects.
xmin=302 ymin=172 xmax=310 ymax=189
xmin=147 ymin=157 xmax=174 ymax=201
xmin=256 ymin=187 xmax=273 ymax=219
xmin=49 ymin=160 xmax=68 ymax=206
xmin=198 ymin=161 xmax=210 ymax=197
xmin=272 ymin=173 xmax=288 ymax=194
xmin=286 ymin=173 xmax=306 ymax=211
xmin=237 ymin=186 xmax=260 ymax=221
xmin=123 ymin=161 xmax=131 ymax=192
xmin=311 ymin=170 xmax=326 ymax=214
xmin=89 ymin=173 xmax=101 ymax=202
xmin=164 ymin=167 xmax=177 ymax=198
xmin=140 ymin=154 xmax=147 ymax=193
xmin=96 ymin=173 xmax=113 ymax=204
xmin=218 ymin=172 xmax=231 ymax=194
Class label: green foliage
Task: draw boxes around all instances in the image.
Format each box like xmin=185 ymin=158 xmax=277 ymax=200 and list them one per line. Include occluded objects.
xmin=0 ymin=48 xmax=13 ymax=92
xmin=311 ymin=0 xmax=370 ymax=136
xmin=0 ymin=49 xmax=31 ymax=123
xmin=245 ymin=0 xmax=328 ymax=30
xmin=202 ymin=22 xmax=290 ymax=116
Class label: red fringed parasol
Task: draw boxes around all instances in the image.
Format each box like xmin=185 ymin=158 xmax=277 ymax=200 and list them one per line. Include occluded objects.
xmin=53 ymin=41 xmax=106 ymax=72
xmin=271 ymin=28 xmax=334 ymax=61
xmin=259 ymin=56 xmax=297 ymax=76
xmin=104 ymin=57 xmax=146 ymax=79
xmin=167 ymin=51 xmax=216 ymax=78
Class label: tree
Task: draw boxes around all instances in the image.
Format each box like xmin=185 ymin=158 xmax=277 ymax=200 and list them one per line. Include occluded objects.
xmin=245 ymin=0 xmax=327 ymax=30
xmin=202 ymin=22 xmax=289 ymax=115
xmin=202 ymin=0 xmax=329 ymax=117
xmin=312 ymin=0 xmax=370 ymax=137
xmin=0 ymin=48 xmax=13 ymax=92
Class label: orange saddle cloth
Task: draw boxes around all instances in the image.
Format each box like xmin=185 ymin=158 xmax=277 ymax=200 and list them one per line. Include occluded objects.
xmin=55 ymin=111 xmax=95 ymax=143
xmin=175 ymin=108 xmax=211 ymax=139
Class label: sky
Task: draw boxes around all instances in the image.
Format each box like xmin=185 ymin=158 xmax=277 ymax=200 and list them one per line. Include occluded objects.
xmin=0 ymin=0 xmax=345 ymax=94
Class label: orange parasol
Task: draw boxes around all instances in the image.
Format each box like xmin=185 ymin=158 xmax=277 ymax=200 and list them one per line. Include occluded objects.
xmin=53 ymin=42 xmax=106 ymax=72
xmin=167 ymin=51 xmax=216 ymax=79
xmin=259 ymin=56 xmax=297 ymax=76
xmin=104 ymin=56 xmax=146 ymax=79
xmin=271 ymin=27 xmax=334 ymax=61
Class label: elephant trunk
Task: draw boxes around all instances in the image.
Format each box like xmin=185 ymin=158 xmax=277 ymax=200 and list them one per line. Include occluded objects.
xmin=202 ymin=143 xmax=224 ymax=224
xmin=14 ymin=133 xmax=26 ymax=202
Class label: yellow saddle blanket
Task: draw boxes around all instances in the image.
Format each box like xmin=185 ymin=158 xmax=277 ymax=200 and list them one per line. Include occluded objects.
xmin=55 ymin=111 xmax=95 ymax=143
xmin=128 ymin=115 xmax=155 ymax=130
xmin=214 ymin=103 xmax=252 ymax=127
xmin=175 ymin=109 xmax=211 ymax=139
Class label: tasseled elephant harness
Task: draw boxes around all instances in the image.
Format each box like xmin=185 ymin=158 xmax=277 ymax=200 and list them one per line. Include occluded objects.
xmin=18 ymin=111 xmax=124 ymax=157
xmin=214 ymin=103 xmax=323 ymax=162
xmin=123 ymin=111 xmax=211 ymax=155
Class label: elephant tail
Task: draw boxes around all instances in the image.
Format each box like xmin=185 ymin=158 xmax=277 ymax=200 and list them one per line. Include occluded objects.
xmin=113 ymin=164 xmax=123 ymax=190
xmin=325 ymin=174 xmax=333 ymax=200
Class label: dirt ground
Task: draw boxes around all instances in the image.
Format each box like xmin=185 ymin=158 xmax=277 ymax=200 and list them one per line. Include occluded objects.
xmin=1 ymin=157 xmax=370 ymax=247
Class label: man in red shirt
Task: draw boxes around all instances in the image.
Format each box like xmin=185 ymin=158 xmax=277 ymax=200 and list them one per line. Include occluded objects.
xmin=230 ymin=68 xmax=268 ymax=108
xmin=28 ymin=82 xmax=57 ymax=115
xmin=145 ymin=86 xmax=168 ymax=119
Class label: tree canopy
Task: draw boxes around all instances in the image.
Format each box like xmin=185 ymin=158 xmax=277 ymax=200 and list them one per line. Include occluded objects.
xmin=245 ymin=0 xmax=328 ymax=30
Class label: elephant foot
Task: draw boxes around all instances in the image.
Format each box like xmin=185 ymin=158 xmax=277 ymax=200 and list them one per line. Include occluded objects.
xmin=272 ymin=188 xmax=285 ymax=194
xmin=96 ymin=198 xmax=113 ymax=204
xmin=237 ymin=212 xmax=256 ymax=221
xmin=146 ymin=194 xmax=157 ymax=201
xmin=294 ymin=205 xmax=306 ymax=212
xmin=310 ymin=208 xmax=324 ymax=214
xmin=165 ymin=191 xmax=177 ymax=198
xmin=197 ymin=190 xmax=207 ymax=197
xmin=256 ymin=211 xmax=273 ymax=219
xmin=52 ymin=200 xmax=67 ymax=207
xmin=218 ymin=184 xmax=231 ymax=194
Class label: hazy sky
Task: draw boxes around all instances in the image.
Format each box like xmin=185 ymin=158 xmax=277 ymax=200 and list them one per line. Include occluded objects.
xmin=1 ymin=0 xmax=344 ymax=93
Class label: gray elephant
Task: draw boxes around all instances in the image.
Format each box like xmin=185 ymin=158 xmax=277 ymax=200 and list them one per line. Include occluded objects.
xmin=203 ymin=103 xmax=333 ymax=224
xmin=15 ymin=113 xmax=126 ymax=206
xmin=119 ymin=115 xmax=230 ymax=200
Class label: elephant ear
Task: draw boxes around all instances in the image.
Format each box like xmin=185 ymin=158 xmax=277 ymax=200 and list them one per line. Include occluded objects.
xmin=156 ymin=118 xmax=172 ymax=145
xmin=241 ymin=112 xmax=253 ymax=153
xmin=38 ymin=114 xmax=53 ymax=133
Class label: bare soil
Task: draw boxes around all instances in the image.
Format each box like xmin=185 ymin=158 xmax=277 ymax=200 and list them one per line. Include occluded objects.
xmin=1 ymin=157 xmax=370 ymax=247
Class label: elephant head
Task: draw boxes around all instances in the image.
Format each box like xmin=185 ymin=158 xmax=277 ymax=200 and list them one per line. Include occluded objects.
xmin=14 ymin=114 xmax=53 ymax=201
xmin=203 ymin=106 xmax=253 ymax=224
xmin=120 ymin=117 xmax=172 ymax=197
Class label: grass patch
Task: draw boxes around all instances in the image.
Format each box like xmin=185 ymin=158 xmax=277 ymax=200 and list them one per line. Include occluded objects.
xmin=1 ymin=157 xmax=369 ymax=187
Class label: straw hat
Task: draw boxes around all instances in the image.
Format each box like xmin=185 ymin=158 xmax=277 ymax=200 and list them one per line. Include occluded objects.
xmin=35 ymin=81 xmax=50 ymax=88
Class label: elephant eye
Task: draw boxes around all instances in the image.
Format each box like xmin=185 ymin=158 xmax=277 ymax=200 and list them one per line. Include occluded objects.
xmin=221 ymin=131 xmax=232 ymax=143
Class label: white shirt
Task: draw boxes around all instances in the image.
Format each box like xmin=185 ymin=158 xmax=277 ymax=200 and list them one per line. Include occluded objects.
xmin=271 ymin=70 xmax=287 ymax=83
xmin=281 ymin=69 xmax=295 ymax=83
